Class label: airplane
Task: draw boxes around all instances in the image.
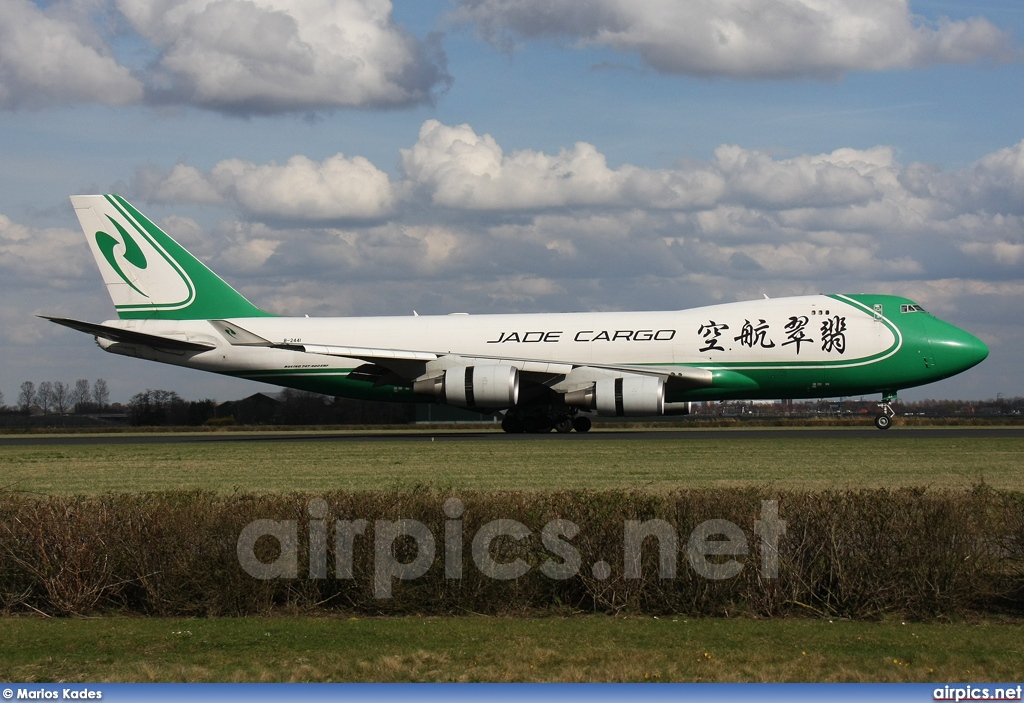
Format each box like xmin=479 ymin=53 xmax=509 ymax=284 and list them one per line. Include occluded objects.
xmin=44 ymin=194 xmax=989 ymax=432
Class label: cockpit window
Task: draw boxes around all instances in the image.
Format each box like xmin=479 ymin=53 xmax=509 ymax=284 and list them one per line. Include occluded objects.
xmin=900 ymin=304 xmax=926 ymax=313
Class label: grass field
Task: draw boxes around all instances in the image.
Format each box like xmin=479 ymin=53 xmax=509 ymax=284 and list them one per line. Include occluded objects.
xmin=2 ymin=428 xmax=1022 ymax=683
xmin=2 ymin=431 xmax=1022 ymax=493
xmin=2 ymin=615 xmax=1022 ymax=683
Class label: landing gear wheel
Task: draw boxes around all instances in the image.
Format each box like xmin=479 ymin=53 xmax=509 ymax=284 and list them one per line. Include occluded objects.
xmin=523 ymin=416 xmax=553 ymax=433
xmin=501 ymin=414 xmax=524 ymax=433
xmin=554 ymin=416 xmax=574 ymax=434
xmin=875 ymin=394 xmax=897 ymax=431
xmin=572 ymin=416 xmax=592 ymax=433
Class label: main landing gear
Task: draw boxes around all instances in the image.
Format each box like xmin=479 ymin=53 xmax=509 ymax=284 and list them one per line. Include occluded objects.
xmin=874 ymin=394 xmax=897 ymax=430
xmin=501 ymin=408 xmax=591 ymax=434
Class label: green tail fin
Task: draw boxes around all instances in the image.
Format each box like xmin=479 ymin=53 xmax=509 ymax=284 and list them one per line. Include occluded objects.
xmin=71 ymin=194 xmax=272 ymax=320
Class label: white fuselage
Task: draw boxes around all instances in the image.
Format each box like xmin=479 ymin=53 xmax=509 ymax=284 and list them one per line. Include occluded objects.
xmin=98 ymin=294 xmax=895 ymax=380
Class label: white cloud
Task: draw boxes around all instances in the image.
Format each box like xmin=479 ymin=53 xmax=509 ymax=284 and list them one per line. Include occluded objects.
xmin=118 ymin=0 xmax=449 ymax=112
xmin=713 ymin=145 xmax=883 ymax=208
xmin=401 ymin=121 xmax=885 ymax=211
xmin=966 ymin=141 xmax=1024 ymax=214
xmin=135 ymin=153 xmax=397 ymax=220
xmin=400 ymin=120 xmax=739 ymax=210
xmin=134 ymin=164 xmax=224 ymax=205
xmin=960 ymin=241 xmax=1024 ymax=267
xmin=0 ymin=0 xmax=447 ymax=114
xmin=0 ymin=215 xmax=85 ymax=283
xmin=124 ymin=125 xmax=1024 ymax=301
xmin=686 ymin=240 xmax=922 ymax=278
xmin=0 ymin=0 xmax=143 ymax=108
xmin=125 ymin=124 xmax=1024 ymax=318
xmin=211 ymin=154 xmax=397 ymax=219
xmin=452 ymin=0 xmax=1017 ymax=78
xmin=400 ymin=120 xmax=626 ymax=209
xmin=209 ymin=221 xmax=282 ymax=273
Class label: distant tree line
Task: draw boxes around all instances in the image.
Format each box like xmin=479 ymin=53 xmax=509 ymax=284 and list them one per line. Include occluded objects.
xmin=2 ymin=377 xmax=1021 ymax=426
xmin=6 ymin=379 xmax=110 ymax=415
xmin=107 ymin=388 xmax=414 ymax=426
xmin=126 ymin=389 xmax=215 ymax=426
xmin=121 ymin=388 xmax=412 ymax=427
xmin=0 ymin=379 xmax=412 ymax=427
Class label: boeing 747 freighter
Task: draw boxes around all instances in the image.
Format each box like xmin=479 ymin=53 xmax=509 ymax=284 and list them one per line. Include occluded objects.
xmin=45 ymin=195 xmax=988 ymax=432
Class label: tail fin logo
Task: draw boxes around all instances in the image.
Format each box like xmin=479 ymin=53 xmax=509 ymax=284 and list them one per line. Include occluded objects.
xmin=95 ymin=217 xmax=149 ymax=297
xmin=73 ymin=194 xmax=271 ymax=320
xmin=74 ymin=195 xmax=195 ymax=314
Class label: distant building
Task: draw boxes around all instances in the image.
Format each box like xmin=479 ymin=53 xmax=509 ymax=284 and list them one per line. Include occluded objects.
xmin=216 ymin=393 xmax=280 ymax=425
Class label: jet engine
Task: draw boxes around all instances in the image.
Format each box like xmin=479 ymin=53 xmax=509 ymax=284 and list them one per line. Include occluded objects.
xmin=413 ymin=365 xmax=520 ymax=409
xmin=563 ymin=376 xmax=665 ymax=416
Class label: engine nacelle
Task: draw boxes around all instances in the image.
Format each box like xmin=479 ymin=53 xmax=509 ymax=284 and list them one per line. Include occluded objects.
xmin=564 ymin=376 xmax=665 ymax=417
xmin=414 ymin=365 xmax=520 ymax=409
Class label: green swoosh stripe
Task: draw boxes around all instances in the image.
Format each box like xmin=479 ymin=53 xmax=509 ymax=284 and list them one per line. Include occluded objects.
xmin=109 ymin=216 xmax=147 ymax=269
xmin=96 ymin=216 xmax=149 ymax=298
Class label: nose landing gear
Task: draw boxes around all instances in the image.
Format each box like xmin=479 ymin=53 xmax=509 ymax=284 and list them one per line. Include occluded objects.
xmin=874 ymin=394 xmax=897 ymax=430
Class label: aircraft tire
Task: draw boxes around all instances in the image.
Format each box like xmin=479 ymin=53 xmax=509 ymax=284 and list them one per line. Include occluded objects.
xmin=572 ymin=416 xmax=592 ymax=433
xmin=554 ymin=416 xmax=573 ymax=433
xmin=874 ymin=414 xmax=893 ymax=430
xmin=501 ymin=414 xmax=524 ymax=433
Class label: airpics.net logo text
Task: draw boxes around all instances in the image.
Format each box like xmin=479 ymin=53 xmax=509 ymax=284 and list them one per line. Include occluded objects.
xmin=236 ymin=498 xmax=786 ymax=598
xmin=933 ymin=684 xmax=1023 ymax=701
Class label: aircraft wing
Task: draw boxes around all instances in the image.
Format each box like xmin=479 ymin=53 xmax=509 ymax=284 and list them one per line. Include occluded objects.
xmin=42 ymin=316 xmax=217 ymax=352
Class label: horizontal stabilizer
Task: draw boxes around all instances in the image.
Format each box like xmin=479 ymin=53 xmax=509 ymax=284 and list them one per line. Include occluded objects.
xmin=41 ymin=316 xmax=216 ymax=352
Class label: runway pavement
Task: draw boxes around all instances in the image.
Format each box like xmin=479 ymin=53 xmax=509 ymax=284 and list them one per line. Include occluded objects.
xmin=2 ymin=426 xmax=1023 ymax=445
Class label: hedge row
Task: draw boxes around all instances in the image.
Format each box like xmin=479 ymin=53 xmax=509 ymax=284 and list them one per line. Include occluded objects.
xmin=1 ymin=487 xmax=1021 ymax=618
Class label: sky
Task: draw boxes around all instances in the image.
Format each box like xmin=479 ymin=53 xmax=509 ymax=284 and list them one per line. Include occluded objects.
xmin=0 ymin=0 xmax=1022 ymax=406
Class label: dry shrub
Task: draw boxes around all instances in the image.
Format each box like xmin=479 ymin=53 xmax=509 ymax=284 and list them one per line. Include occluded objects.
xmin=0 ymin=487 xmax=1020 ymax=618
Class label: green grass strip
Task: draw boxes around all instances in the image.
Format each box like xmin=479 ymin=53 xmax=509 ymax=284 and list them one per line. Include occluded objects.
xmin=1 ymin=436 xmax=1021 ymax=494
xmin=1 ymin=616 xmax=1021 ymax=683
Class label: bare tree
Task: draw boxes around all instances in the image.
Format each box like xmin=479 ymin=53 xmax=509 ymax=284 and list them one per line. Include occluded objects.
xmin=36 ymin=381 xmax=53 ymax=415
xmin=53 ymin=381 xmax=70 ymax=415
xmin=0 ymin=388 xmax=4 ymax=410
xmin=92 ymin=378 xmax=109 ymax=412
xmin=128 ymin=389 xmax=186 ymax=425
xmin=72 ymin=379 xmax=91 ymax=412
xmin=18 ymin=382 xmax=35 ymax=414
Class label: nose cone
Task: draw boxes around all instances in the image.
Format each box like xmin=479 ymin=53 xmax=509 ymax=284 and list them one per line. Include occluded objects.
xmin=929 ymin=321 xmax=989 ymax=374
